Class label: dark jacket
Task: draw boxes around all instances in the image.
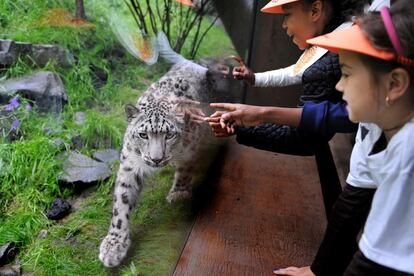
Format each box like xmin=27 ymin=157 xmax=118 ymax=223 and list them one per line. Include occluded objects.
xmin=236 ymin=52 xmax=357 ymax=156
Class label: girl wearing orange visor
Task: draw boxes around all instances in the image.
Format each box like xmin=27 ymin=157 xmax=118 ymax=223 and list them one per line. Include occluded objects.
xmin=275 ymin=0 xmax=414 ymax=275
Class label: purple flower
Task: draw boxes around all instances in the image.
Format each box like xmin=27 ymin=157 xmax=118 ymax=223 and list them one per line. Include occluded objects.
xmin=4 ymin=96 xmax=20 ymax=111
xmin=11 ymin=119 xmax=20 ymax=130
xmin=25 ymin=103 xmax=32 ymax=110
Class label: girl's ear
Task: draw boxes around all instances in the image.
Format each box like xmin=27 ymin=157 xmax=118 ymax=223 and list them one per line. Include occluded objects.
xmin=311 ymin=0 xmax=323 ymax=22
xmin=125 ymin=104 xmax=140 ymax=123
xmin=387 ymin=68 xmax=411 ymax=104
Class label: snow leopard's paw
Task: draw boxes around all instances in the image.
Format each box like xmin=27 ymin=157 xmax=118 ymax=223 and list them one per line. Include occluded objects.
xmin=166 ymin=189 xmax=191 ymax=203
xmin=99 ymin=232 xmax=131 ymax=267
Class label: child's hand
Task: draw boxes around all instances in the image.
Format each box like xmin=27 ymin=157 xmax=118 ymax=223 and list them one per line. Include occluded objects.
xmin=231 ymin=56 xmax=255 ymax=85
xmin=205 ymin=111 xmax=236 ymax=137
xmin=207 ymin=103 xmax=265 ymax=128
xmin=174 ymin=98 xmax=205 ymax=123
xmin=273 ymin=266 xmax=315 ymax=276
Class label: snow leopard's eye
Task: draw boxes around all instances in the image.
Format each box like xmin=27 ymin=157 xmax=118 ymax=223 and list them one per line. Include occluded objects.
xmin=165 ymin=132 xmax=176 ymax=140
xmin=138 ymin=133 xmax=148 ymax=139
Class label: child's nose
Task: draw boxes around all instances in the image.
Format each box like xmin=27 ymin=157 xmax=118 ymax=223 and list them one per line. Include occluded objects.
xmin=335 ymin=79 xmax=344 ymax=92
xmin=282 ymin=17 xmax=287 ymax=29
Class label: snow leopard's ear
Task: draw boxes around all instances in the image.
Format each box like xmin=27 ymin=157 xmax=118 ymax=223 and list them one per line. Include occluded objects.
xmin=125 ymin=104 xmax=140 ymax=123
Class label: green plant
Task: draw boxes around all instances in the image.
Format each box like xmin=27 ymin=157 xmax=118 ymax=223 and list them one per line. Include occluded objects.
xmin=126 ymin=0 xmax=218 ymax=58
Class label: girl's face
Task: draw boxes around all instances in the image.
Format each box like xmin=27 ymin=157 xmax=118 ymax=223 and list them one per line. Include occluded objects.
xmin=336 ymin=51 xmax=387 ymax=124
xmin=281 ymin=2 xmax=318 ymax=50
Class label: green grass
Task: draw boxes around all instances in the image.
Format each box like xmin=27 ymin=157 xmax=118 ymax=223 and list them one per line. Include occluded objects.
xmin=0 ymin=0 xmax=235 ymax=275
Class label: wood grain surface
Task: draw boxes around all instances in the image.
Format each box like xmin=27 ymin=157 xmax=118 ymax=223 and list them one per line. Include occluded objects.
xmin=173 ymin=141 xmax=327 ymax=276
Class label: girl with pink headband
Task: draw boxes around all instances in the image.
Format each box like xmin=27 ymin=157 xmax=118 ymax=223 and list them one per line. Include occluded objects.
xmin=275 ymin=0 xmax=414 ymax=275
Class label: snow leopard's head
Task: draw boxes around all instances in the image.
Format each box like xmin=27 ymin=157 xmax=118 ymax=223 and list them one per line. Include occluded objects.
xmin=124 ymin=94 xmax=190 ymax=168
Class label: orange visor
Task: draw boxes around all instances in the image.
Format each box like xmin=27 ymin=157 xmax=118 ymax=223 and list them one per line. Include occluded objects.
xmin=261 ymin=0 xmax=300 ymax=14
xmin=307 ymin=25 xmax=395 ymax=61
xmin=175 ymin=0 xmax=193 ymax=7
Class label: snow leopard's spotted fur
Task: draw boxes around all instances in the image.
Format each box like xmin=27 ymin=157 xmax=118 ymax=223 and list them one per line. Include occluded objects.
xmin=98 ymin=61 xmax=228 ymax=267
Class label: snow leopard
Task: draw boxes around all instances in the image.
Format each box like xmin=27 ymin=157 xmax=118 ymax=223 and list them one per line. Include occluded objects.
xmin=99 ymin=32 xmax=238 ymax=267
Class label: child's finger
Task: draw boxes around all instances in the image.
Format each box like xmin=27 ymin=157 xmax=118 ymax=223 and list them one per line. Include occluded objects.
xmin=209 ymin=111 xmax=225 ymax=118
xmin=174 ymin=98 xmax=201 ymax=106
xmin=221 ymin=111 xmax=236 ymax=122
xmin=232 ymin=72 xmax=245 ymax=80
xmin=190 ymin=115 xmax=205 ymax=123
xmin=272 ymin=267 xmax=299 ymax=275
xmin=209 ymin=122 xmax=222 ymax=128
xmin=229 ymin=55 xmax=246 ymax=66
xmin=226 ymin=121 xmax=235 ymax=133
xmin=211 ymin=125 xmax=227 ymax=133
xmin=210 ymin=126 xmax=229 ymax=137
xmin=210 ymin=103 xmax=237 ymax=111
xmin=233 ymin=66 xmax=243 ymax=73
xmin=204 ymin=115 xmax=223 ymax=123
xmin=220 ymin=118 xmax=227 ymax=129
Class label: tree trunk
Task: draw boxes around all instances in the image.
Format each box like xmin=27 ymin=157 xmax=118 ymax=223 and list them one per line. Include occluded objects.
xmin=75 ymin=0 xmax=87 ymax=20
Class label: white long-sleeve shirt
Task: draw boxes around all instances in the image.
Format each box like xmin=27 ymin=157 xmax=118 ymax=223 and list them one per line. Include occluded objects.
xmin=253 ymin=22 xmax=352 ymax=88
xmin=254 ymin=46 xmax=328 ymax=87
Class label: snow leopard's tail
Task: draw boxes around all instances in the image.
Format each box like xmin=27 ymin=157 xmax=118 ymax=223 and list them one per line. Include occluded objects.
xmin=156 ymin=31 xmax=187 ymax=65
xmin=156 ymin=31 xmax=206 ymax=72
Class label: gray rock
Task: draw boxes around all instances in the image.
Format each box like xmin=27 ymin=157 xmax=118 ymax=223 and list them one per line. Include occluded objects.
xmin=0 ymin=264 xmax=20 ymax=276
xmin=37 ymin=230 xmax=48 ymax=240
xmin=0 ymin=40 xmax=32 ymax=66
xmin=52 ymin=138 xmax=65 ymax=150
xmin=46 ymin=198 xmax=71 ymax=220
xmin=93 ymin=149 xmax=119 ymax=164
xmin=0 ymin=71 xmax=68 ymax=114
xmin=42 ymin=127 xmax=54 ymax=136
xmin=59 ymin=151 xmax=112 ymax=184
xmin=70 ymin=135 xmax=85 ymax=150
xmin=31 ymin=44 xmax=75 ymax=68
xmin=0 ymin=243 xmax=17 ymax=266
xmin=0 ymin=39 xmax=74 ymax=68
xmin=74 ymin=112 xmax=86 ymax=125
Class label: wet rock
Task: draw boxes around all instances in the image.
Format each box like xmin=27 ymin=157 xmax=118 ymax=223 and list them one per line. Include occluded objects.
xmin=31 ymin=44 xmax=75 ymax=68
xmin=42 ymin=127 xmax=54 ymax=136
xmin=0 ymin=39 xmax=74 ymax=68
xmin=92 ymin=149 xmax=119 ymax=164
xmin=70 ymin=135 xmax=85 ymax=150
xmin=90 ymin=64 xmax=108 ymax=87
xmin=58 ymin=151 xmax=112 ymax=185
xmin=0 ymin=71 xmax=67 ymax=114
xmin=0 ymin=264 xmax=21 ymax=276
xmin=52 ymin=138 xmax=65 ymax=150
xmin=0 ymin=243 xmax=18 ymax=266
xmin=37 ymin=230 xmax=48 ymax=240
xmin=46 ymin=198 xmax=71 ymax=220
xmin=74 ymin=112 xmax=86 ymax=125
xmin=0 ymin=40 xmax=31 ymax=66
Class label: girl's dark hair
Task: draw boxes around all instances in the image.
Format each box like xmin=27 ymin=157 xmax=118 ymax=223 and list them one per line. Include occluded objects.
xmin=359 ymin=0 xmax=414 ymax=80
xmin=360 ymin=0 xmax=414 ymax=60
xmin=303 ymin=0 xmax=370 ymax=33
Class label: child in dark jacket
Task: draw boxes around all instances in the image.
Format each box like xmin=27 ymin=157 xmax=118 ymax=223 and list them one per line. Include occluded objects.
xmin=206 ymin=0 xmax=374 ymax=220
xmin=206 ymin=0 xmax=372 ymax=156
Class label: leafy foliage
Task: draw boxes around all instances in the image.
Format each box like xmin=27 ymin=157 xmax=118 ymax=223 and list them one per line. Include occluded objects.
xmin=125 ymin=0 xmax=217 ymax=58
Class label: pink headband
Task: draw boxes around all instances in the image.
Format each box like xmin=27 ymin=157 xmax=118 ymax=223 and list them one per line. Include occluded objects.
xmin=380 ymin=7 xmax=404 ymax=55
xmin=380 ymin=6 xmax=414 ymax=67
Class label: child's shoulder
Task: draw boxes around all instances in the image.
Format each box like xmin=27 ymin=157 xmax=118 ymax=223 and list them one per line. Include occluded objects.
xmin=387 ymin=118 xmax=414 ymax=169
